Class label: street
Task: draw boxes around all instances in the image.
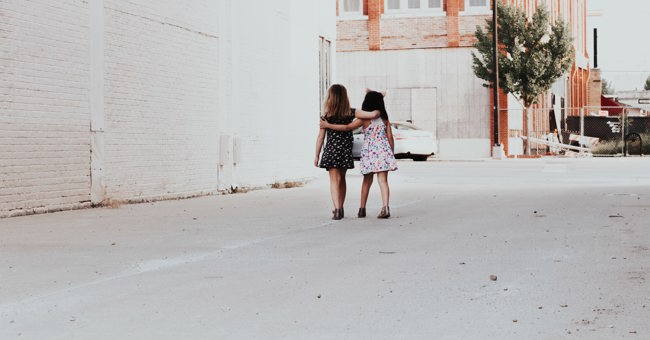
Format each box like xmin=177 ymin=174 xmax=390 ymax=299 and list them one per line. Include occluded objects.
xmin=1 ymin=158 xmax=649 ymax=339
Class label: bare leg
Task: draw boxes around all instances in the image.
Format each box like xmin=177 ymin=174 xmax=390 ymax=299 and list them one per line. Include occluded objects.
xmin=360 ymin=173 xmax=374 ymax=209
xmin=328 ymin=169 xmax=341 ymax=210
xmin=339 ymin=169 xmax=348 ymax=210
xmin=377 ymin=171 xmax=390 ymax=208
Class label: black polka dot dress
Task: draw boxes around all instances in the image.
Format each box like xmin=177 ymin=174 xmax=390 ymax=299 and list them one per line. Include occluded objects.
xmin=319 ymin=113 xmax=355 ymax=170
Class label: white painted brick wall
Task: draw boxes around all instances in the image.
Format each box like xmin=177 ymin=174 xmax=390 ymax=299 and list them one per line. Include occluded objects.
xmin=0 ymin=0 xmax=91 ymax=217
xmin=224 ymin=1 xmax=336 ymax=188
xmin=1 ymin=1 xmax=337 ymax=217
xmin=101 ymin=0 xmax=221 ymax=201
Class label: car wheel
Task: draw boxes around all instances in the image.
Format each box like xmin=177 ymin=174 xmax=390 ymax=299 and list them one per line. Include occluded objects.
xmin=412 ymin=155 xmax=429 ymax=162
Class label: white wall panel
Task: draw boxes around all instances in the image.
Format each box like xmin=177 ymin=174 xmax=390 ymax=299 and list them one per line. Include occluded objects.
xmin=227 ymin=1 xmax=337 ymax=187
xmin=337 ymin=48 xmax=491 ymax=158
xmin=0 ymin=0 xmax=91 ymax=217
xmin=101 ymin=1 xmax=221 ymax=200
xmin=1 ymin=1 xmax=337 ymax=217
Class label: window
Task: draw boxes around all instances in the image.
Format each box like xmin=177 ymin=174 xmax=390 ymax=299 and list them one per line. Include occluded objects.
xmin=318 ymin=37 xmax=331 ymax=113
xmin=385 ymin=0 xmax=443 ymax=12
xmin=428 ymin=0 xmax=442 ymax=8
xmin=464 ymin=0 xmax=490 ymax=12
xmin=341 ymin=0 xmax=362 ymax=14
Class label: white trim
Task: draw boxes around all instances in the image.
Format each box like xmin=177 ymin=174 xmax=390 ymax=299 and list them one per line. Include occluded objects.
xmin=459 ymin=9 xmax=492 ymax=16
xmin=460 ymin=0 xmax=491 ymax=15
xmin=338 ymin=13 xmax=368 ymax=20
xmin=384 ymin=0 xmax=444 ymax=15
xmin=382 ymin=11 xmax=446 ymax=18
xmin=339 ymin=0 xmax=363 ymax=17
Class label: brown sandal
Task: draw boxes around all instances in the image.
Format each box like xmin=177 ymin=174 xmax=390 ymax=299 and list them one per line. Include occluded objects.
xmin=377 ymin=206 xmax=390 ymax=219
xmin=332 ymin=208 xmax=343 ymax=220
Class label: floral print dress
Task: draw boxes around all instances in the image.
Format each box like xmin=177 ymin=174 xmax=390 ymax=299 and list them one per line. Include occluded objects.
xmin=359 ymin=117 xmax=397 ymax=175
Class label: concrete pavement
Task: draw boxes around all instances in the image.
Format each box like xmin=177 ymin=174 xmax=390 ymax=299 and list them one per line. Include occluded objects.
xmin=1 ymin=158 xmax=649 ymax=339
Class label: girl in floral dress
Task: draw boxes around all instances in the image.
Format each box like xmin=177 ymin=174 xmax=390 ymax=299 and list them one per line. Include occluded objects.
xmin=320 ymin=90 xmax=397 ymax=218
xmin=315 ymin=85 xmax=381 ymax=220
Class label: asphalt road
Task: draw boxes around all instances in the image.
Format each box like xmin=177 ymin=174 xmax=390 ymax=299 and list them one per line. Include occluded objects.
xmin=1 ymin=158 xmax=649 ymax=339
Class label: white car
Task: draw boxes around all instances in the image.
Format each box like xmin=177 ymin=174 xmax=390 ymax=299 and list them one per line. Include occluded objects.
xmin=352 ymin=121 xmax=436 ymax=161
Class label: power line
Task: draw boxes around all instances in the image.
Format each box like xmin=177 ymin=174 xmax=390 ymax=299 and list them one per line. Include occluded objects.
xmin=598 ymin=70 xmax=650 ymax=73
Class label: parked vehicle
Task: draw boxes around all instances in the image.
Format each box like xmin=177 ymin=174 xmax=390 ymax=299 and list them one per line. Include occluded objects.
xmin=352 ymin=121 xmax=436 ymax=161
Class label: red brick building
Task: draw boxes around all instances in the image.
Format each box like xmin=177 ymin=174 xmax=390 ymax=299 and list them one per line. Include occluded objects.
xmin=336 ymin=0 xmax=589 ymax=157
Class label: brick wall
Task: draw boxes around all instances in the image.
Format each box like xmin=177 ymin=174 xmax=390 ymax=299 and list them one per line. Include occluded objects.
xmin=101 ymin=1 xmax=221 ymax=201
xmin=459 ymin=15 xmax=489 ymax=46
xmin=380 ymin=17 xmax=448 ymax=50
xmin=0 ymin=0 xmax=92 ymax=217
xmin=337 ymin=20 xmax=369 ymax=52
xmin=587 ymin=68 xmax=601 ymax=112
xmin=1 ymin=0 xmax=337 ymax=217
xmin=337 ymin=15 xmax=451 ymax=52
xmin=336 ymin=1 xmax=490 ymax=51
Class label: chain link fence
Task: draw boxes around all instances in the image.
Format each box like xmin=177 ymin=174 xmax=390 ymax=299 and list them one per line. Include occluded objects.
xmin=506 ymin=106 xmax=650 ymax=157
xmin=568 ymin=107 xmax=650 ymax=157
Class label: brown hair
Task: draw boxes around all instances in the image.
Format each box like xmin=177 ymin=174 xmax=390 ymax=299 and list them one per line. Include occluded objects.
xmin=323 ymin=84 xmax=352 ymax=120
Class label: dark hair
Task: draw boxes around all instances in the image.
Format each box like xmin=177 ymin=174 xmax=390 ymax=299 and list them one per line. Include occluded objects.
xmin=361 ymin=91 xmax=389 ymax=121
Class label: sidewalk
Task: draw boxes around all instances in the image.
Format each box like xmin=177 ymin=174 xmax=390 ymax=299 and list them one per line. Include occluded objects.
xmin=1 ymin=159 xmax=649 ymax=339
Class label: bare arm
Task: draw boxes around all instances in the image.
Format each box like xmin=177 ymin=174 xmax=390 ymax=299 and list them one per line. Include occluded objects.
xmin=314 ymin=128 xmax=326 ymax=167
xmin=384 ymin=119 xmax=395 ymax=152
xmin=355 ymin=109 xmax=381 ymax=120
xmin=320 ymin=118 xmax=364 ymax=131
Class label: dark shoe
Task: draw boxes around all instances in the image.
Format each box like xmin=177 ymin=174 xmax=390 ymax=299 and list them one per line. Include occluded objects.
xmin=340 ymin=207 xmax=344 ymax=218
xmin=357 ymin=208 xmax=366 ymax=218
xmin=332 ymin=208 xmax=343 ymax=220
xmin=377 ymin=206 xmax=390 ymax=219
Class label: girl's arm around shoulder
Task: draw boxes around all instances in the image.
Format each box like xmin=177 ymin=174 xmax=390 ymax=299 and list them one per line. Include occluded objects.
xmin=320 ymin=118 xmax=364 ymax=131
xmin=355 ymin=109 xmax=381 ymax=120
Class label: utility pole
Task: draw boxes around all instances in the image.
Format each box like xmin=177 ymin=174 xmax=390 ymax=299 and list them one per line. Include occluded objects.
xmin=492 ymin=0 xmax=503 ymax=159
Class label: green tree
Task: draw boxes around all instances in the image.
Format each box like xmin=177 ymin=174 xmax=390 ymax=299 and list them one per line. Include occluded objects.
xmin=472 ymin=2 xmax=574 ymax=154
xmin=602 ymin=78 xmax=615 ymax=95
xmin=644 ymin=75 xmax=650 ymax=91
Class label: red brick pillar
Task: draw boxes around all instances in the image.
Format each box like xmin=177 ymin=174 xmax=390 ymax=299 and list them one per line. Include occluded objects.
xmin=490 ymin=88 xmax=509 ymax=155
xmin=368 ymin=0 xmax=382 ymax=50
xmin=446 ymin=0 xmax=460 ymax=47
